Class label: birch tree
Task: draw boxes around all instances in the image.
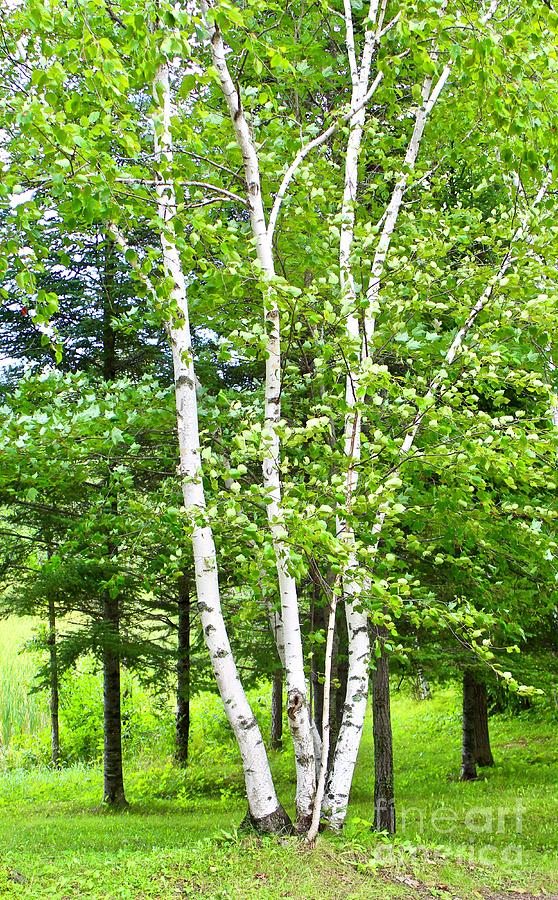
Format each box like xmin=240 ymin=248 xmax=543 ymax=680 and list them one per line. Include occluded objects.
xmin=145 ymin=56 xmax=291 ymax=832
xmin=199 ymin=0 xmax=317 ymax=828
xmin=324 ymin=0 xmax=526 ymax=828
xmin=322 ymin=0 xmax=392 ymax=829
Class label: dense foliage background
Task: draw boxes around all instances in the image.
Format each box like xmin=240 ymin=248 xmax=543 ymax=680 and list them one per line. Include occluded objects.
xmin=1 ymin=0 xmax=558 ymax=893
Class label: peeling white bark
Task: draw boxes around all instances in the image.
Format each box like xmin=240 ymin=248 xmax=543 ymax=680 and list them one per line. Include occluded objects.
xmin=152 ymin=62 xmax=282 ymax=826
xmin=201 ymin=3 xmax=315 ymax=827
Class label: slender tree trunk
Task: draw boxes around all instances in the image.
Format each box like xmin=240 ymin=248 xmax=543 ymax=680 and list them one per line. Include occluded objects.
xmin=149 ymin=62 xmax=289 ymax=832
xmin=327 ymin=0 xmax=501 ymax=830
xmin=102 ymin=592 xmax=126 ymax=806
xmin=48 ymin=596 xmax=60 ymax=769
xmin=327 ymin=602 xmax=348 ymax=773
xmin=203 ymin=10 xmax=315 ymax=829
xmin=308 ymin=592 xmax=339 ymax=842
xmin=415 ymin=667 xmax=432 ymax=701
xmin=372 ymin=634 xmax=395 ymax=833
xmin=175 ymin=573 xmax=191 ymax=766
xmin=267 ymin=602 xmax=284 ymax=751
xmin=323 ymin=1 xmax=386 ymax=828
xmin=270 ymin=669 xmax=283 ymax=750
xmin=461 ymin=670 xmax=478 ymax=781
xmin=471 ymin=673 xmax=494 ymax=767
xmin=311 ymin=582 xmax=325 ymax=739
xmin=321 ymin=107 xmax=369 ymax=824
xmin=101 ymin=234 xmax=126 ymax=807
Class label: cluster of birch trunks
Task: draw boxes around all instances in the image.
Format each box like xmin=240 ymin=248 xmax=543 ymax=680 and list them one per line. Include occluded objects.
xmin=109 ymin=0 xmax=551 ymax=837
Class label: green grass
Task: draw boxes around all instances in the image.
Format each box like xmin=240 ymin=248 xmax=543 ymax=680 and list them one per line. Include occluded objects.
xmin=0 ymin=618 xmax=48 ymax=752
xmin=0 ymin=618 xmax=556 ymax=898
xmin=0 ymin=687 xmax=556 ymax=898
xmin=353 ymin=690 xmax=558 ymax=878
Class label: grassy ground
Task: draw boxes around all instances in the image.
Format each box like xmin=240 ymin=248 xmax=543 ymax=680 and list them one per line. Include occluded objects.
xmin=0 ymin=619 xmax=556 ymax=898
xmin=0 ymin=688 xmax=556 ymax=899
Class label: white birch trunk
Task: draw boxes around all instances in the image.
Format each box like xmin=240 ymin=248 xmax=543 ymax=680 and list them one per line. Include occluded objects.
xmin=326 ymin=0 xmax=500 ymax=828
xmin=202 ymin=6 xmax=316 ymax=828
xmin=307 ymin=590 xmax=338 ymax=843
xmin=152 ymin=62 xmax=288 ymax=831
xmin=322 ymin=2 xmax=384 ymax=828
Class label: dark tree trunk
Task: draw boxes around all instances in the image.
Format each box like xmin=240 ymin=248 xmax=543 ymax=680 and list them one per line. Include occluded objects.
xmin=48 ymin=596 xmax=61 ymax=768
xmin=240 ymin=805 xmax=293 ymax=835
xmin=471 ymin=674 xmax=494 ymax=767
xmin=102 ymin=236 xmax=117 ymax=382
xmin=175 ymin=573 xmax=191 ymax=765
xmin=461 ymin=669 xmax=478 ymax=781
xmin=101 ymin=234 xmax=126 ymax=807
xmin=310 ymin=581 xmax=326 ymax=738
xmin=270 ymin=669 xmax=283 ymax=750
xmin=372 ymin=631 xmax=395 ymax=833
xmin=102 ymin=592 xmax=126 ymax=806
xmin=329 ymin=601 xmax=348 ymax=772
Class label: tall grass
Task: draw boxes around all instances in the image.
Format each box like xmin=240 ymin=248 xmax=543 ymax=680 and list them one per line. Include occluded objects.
xmin=0 ymin=618 xmax=48 ymax=750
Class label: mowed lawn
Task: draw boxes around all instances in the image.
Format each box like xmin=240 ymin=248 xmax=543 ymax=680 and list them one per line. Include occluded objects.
xmin=0 ymin=683 xmax=557 ymax=899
